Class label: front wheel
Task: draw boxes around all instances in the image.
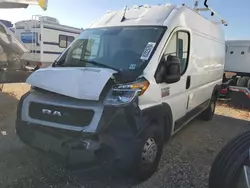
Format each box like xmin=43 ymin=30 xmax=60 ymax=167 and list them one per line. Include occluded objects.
xmin=121 ymin=123 xmax=164 ymax=181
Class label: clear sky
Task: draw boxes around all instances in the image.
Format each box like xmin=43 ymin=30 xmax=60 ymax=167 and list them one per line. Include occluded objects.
xmin=1 ymin=0 xmax=249 ymax=39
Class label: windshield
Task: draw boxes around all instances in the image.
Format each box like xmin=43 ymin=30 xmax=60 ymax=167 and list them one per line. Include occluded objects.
xmin=55 ymin=26 xmax=166 ymax=71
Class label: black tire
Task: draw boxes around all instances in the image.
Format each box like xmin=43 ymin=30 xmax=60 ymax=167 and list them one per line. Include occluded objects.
xmin=237 ymin=77 xmax=249 ymax=87
xmin=136 ymin=124 xmax=164 ymax=181
xmin=200 ymin=95 xmax=217 ymax=121
xmin=120 ymin=123 xmax=164 ymax=182
xmin=209 ymin=131 xmax=250 ymax=188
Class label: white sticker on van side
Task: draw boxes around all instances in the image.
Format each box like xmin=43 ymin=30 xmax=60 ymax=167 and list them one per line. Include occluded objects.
xmin=140 ymin=42 xmax=156 ymax=60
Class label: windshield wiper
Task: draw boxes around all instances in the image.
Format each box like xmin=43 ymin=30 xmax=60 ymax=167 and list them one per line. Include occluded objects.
xmin=83 ymin=60 xmax=120 ymax=73
xmin=53 ymin=60 xmax=65 ymax=67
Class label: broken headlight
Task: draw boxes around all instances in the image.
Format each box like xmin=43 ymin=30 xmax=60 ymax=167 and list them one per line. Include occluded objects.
xmin=104 ymin=79 xmax=149 ymax=106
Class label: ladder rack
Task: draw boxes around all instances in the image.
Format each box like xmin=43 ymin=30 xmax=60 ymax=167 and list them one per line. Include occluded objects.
xmin=31 ymin=15 xmax=42 ymax=59
xmin=193 ymin=0 xmax=228 ymax=26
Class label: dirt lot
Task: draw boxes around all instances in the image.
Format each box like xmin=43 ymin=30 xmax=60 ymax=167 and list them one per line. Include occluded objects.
xmin=0 ymin=84 xmax=249 ymax=188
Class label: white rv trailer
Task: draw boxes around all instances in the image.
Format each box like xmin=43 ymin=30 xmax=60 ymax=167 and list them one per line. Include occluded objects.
xmin=15 ymin=16 xmax=82 ymax=70
xmin=0 ymin=0 xmax=48 ymax=85
xmin=220 ymin=40 xmax=250 ymax=99
xmin=16 ymin=1 xmax=226 ymax=181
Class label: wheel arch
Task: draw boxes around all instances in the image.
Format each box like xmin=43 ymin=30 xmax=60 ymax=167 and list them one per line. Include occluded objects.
xmin=141 ymin=102 xmax=173 ymax=142
xmin=212 ymin=84 xmax=221 ymax=98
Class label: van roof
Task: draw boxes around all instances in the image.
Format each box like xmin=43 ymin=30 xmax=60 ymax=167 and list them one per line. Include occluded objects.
xmin=89 ymin=4 xmax=177 ymax=28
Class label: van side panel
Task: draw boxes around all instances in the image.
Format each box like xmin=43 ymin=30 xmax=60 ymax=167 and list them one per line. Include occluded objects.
xmin=187 ymin=30 xmax=224 ymax=110
xmin=183 ymin=7 xmax=225 ymax=110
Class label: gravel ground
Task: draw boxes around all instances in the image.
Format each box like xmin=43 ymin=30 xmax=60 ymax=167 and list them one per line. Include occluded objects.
xmin=0 ymin=84 xmax=249 ymax=188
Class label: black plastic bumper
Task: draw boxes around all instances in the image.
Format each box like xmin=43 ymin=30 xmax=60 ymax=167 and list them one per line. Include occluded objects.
xmin=16 ymin=119 xmax=101 ymax=166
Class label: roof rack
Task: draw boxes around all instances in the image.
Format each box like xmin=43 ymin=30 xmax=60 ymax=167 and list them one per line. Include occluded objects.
xmin=193 ymin=0 xmax=228 ymax=26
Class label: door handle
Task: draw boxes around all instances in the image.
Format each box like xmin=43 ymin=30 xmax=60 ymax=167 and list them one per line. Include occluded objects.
xmin=186 ymin=75 xmax=191 ymax=89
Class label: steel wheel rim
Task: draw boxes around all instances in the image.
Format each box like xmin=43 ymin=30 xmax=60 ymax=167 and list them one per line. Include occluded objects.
xmin=141 ymin=137 xmax=158 ymax=164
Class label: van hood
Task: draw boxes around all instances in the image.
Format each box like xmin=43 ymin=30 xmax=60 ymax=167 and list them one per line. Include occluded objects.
xmin=26 ymin=67 xmax=117 ymax=100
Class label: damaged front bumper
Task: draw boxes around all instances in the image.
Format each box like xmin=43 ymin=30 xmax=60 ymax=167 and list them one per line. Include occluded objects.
xmin=15 ymin=90 xmax=144 ymax=168
xmin=16 ymin=120 xmax=101 ymax=166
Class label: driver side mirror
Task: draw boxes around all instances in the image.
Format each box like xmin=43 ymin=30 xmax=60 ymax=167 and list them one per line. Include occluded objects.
xmin=155 ymin=55 xmax=181 ymax=84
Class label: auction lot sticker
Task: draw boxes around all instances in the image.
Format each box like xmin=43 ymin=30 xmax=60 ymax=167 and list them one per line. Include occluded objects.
xmin=140 ymin=42 xmax=156 ymax=60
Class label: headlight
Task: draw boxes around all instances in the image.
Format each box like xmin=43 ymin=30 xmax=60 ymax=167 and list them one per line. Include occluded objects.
xmin=104 ymin=79 xmax=149 ymax=106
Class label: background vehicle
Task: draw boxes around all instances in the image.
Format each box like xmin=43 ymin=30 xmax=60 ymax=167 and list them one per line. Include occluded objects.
xmin=0 ymin=0 xmax=48 ymax=84
xmin=220 ymin=40 xmax=250 ymax=100
xmin=0 ymin=20 xmax=29 ymax=84
xmin=16 ymin=1 xmax=227 ymax=181
xmin=15 ymin=16 xmax=82 ymax=70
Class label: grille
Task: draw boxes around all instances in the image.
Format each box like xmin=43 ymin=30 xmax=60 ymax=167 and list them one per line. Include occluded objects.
xmin=29 ymin=102 xmax=94 ymax=127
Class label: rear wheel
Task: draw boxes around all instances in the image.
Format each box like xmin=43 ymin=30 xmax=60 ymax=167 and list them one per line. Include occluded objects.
xmin=200 ymin=94 xmax=217 ymax=121
xmin=209 ymin=131 xmax=250 ymax=188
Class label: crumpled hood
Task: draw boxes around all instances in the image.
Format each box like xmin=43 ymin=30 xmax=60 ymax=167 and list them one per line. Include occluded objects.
xmin=26 ymin=67 xmax=117 ymax=100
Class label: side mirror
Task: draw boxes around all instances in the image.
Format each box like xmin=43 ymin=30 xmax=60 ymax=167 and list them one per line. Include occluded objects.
xmin=165 ymin=55 xmax=181 ymax=84
xmin=155 ymin=55 xmax=181 ymax=84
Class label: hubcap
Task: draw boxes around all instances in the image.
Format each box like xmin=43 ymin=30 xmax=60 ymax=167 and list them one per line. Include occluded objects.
xmin=141 ymin=138 xmax=158 ymax=163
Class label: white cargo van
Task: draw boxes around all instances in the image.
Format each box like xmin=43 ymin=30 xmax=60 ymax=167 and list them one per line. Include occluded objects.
xmin=220 ymin=40 xmax=250 ymax=99
xmin=16 ymin=1 xmax=226 ymax=181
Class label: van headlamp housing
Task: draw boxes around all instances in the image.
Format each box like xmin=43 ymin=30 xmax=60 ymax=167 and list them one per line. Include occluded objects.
xmin=104 ymin=78 xmax=149 ymax=107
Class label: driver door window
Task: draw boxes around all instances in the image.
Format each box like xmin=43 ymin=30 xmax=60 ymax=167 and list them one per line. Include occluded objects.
xmin=164 ymin=31 xmax=189 ymax=74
